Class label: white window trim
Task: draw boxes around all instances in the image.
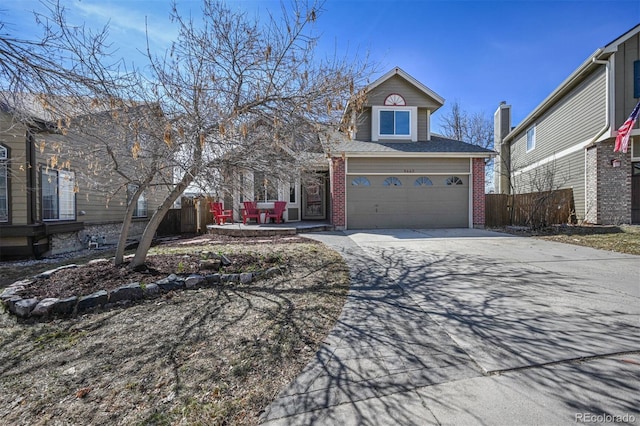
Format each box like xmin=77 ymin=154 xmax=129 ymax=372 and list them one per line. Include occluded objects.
xmin=526 ymin=125 xmax=536 ymax=153
xmin=128 ymin=184 xmax=148 ymax=218
xmin=42 ymin=168 xmax=76 ymax=221
xmin=631 ymin=137 xmax=639 ymax=161
xmin=372 ymin=105 xmax=418 ymax=142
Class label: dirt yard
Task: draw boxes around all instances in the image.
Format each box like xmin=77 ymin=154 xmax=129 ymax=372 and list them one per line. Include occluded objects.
xmin=0 ymin=236 xmax=349 ymax=425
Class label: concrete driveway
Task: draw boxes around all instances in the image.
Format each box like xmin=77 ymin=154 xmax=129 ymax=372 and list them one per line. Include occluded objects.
xmin=261 ymin=229 xmax=640 ymax=425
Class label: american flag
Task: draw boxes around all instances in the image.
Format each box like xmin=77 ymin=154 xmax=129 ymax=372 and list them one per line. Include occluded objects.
xmin=614 ymin=100 xmax=640 ymax=153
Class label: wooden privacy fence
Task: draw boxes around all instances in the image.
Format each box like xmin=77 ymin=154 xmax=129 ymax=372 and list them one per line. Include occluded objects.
xmin=157 ymin=196 xmax=215 ymax=236
xmin=485 ymin=188 xmax=574 ymax=228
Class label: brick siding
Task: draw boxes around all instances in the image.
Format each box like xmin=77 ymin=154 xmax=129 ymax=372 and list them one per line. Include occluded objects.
xmin=472 ymin=158 xmax=486 ymax=227
xmin=593 ymin=140 xmax=631 ymax=224
xmin=330 ymin=157 xmax=346 ymax=229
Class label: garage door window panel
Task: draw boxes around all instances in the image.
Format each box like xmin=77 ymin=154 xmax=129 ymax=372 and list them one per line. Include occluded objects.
xmin=383 ymin=177 xmax=402 ymax=186
xmin=446 ymin=176 xmax=463 ymax=185
xmin=351 ymin=176 xmax=371 ymax=186
xmin=414 ymin=176 xmax=433 ymax=186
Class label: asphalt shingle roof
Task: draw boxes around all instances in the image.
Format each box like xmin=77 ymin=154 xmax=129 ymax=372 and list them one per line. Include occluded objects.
xmin=328 ymin=134 xmax=495 ymax=155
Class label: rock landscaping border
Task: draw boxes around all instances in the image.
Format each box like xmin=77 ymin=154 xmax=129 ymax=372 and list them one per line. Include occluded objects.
xmin=0 ymin=261 xmax=287 ymax=320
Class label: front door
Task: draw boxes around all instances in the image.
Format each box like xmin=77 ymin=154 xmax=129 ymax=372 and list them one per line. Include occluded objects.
xmin=302 ymin=174 xmax=327 ymax=220
xmin=632 ymin=162 xmax=640 ymax=224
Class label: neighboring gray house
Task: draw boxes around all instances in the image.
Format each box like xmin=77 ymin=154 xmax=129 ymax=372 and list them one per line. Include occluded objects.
xmin=495 ymin=24 xmax=640 ymax=225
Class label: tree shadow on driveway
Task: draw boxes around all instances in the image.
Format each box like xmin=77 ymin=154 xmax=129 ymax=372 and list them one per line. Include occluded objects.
xmin=262 ymin=231 xmax=640 ymax=425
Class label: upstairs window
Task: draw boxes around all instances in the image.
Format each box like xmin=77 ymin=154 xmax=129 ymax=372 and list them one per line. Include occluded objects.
xmin=380 ymin=111 xmax=410 ymax=136
xmin=42 ymin=168 xmax=76 ymax=221
xmin=526 ymin=126 xmax=536 ymax=152
xmin=372 ymin=106 xmax=418 ymax=141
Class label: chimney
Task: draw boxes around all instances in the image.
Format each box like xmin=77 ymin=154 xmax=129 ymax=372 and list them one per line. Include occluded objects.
xmin=494 ymin=102 xmax=512 ymax=194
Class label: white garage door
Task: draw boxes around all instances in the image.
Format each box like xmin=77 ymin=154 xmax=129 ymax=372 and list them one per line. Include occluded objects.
xmin=346 ymin=158 xmax=470 ymax=229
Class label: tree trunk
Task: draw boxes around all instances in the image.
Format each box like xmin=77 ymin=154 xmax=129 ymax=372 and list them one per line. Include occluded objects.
xmin=114 ymin=186 xmax=146 ymax=265
xmin=128 ymin=168 xmax=198 ymax=269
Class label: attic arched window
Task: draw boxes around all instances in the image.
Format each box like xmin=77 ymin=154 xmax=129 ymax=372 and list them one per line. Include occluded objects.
xmin=384 ymin=94 xmax=406 ymax=106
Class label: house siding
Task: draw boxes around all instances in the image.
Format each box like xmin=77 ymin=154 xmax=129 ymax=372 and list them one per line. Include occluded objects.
xmin=614 ymin=31 xmax=640 ymax=129
xmin=0 ymin=113 xmax=29 ymax=225
xmin=513 ymin=149 xmax=585 ymax=221
xmin=348 ymin=157 xmax=469 ymax=174
xmin=511 ymin=67 xmax=606 ymax=167
xmin=417 ymin=108 xmax=428 ymax=141
xmin=365 ymin=75 xmax=442 ymax=109
xmin=355 ymin=107 xmax=372 ymax=141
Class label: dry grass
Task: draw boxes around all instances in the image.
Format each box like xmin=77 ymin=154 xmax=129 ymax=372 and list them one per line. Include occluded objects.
xmin=507 ymin=224 xmax=640 ymax=255
xmin=0 ymin=238 xmax=349 ymax=425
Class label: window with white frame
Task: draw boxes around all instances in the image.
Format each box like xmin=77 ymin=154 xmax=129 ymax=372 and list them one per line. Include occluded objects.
xmin=0 ymin=146 xmax=7 ymax=222
xmin=42 ymin=168 xmax=76 ymax=220
xmin=127 ymin=184 xmax=148 ymax=218
xmin=526 ymin=126 xmax=536 ymax=152
xmin=631 ymin=137 xmax=639 ymax=161
xmin=380 ymin=110 xmax=410 ymax=136
xmin=372 ymin=106 xmax=418 ymax=141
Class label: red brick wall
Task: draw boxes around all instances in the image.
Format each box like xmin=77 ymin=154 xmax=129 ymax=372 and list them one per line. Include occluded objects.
xmin=472 ymin=158 xmax=486 ymax=227
xmin=330 ymin=157 xmax=346 ymax=228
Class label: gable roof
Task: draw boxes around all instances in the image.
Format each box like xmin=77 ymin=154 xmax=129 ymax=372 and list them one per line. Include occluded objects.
xmin=504 ymin=24 xmax=640 ymax=143
xmin=326 ymin=133 xmax=494 ymax=158
xmin=367 ymin=66 xmax=445 ymax=110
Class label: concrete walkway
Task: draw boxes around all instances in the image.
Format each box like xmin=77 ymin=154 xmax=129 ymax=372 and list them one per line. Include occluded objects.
xmin=261 ymin=229 xmax=640 ymax=425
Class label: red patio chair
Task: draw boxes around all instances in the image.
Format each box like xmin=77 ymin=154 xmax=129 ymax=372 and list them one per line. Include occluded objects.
xmin=242 ymin=201 xmax=261 ymax=224
xmin=265 ymin=201 xmax=287 ymax=224
xmin=210 ymin=201 xmax=233 ymax=225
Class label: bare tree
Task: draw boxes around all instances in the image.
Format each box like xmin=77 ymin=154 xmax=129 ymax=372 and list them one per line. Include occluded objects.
xmin=112 ymin=0 xmax=371 ymax=268
xmin=2 ymin=0 xmax=370 ymax=267
xmin=2 ymin=0 xmax=177 ymax=265
xmin=439 ymin=100 xmax=495 ymax=191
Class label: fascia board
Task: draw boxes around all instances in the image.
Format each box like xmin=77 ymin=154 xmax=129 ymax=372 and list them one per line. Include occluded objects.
xmin=333 ymin=152 xmax=495 ymax=158
xmin=368 ymin=67 xmax=445 ymax=106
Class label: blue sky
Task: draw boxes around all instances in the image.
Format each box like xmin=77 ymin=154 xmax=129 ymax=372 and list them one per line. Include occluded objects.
xmin=2 ymin=0 xmax=639 ymax=133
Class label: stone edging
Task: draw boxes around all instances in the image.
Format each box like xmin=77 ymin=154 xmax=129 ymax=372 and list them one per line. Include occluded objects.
xmin=0 ymin=261 xmax=286 ymax=320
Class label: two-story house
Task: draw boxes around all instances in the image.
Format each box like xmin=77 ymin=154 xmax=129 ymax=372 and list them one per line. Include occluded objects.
xmin=0 ymin=96 xmax=169 ymax=259
xmin=327 ymin=67 xmax=494 ymax=229
xmin=494 ymin=24 xmax=640 ymax=225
